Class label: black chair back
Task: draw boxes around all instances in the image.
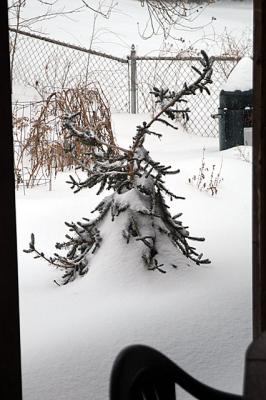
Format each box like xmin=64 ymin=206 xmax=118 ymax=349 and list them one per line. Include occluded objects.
xmin=110 ymin=345 xmax=242 ymax=400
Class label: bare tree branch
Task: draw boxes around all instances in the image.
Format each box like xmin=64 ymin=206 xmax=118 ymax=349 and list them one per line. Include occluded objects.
xmin=38 ymin=0 xmax=58 ymax=5
xmin=138 ymin=0 xmax=215 ymax=39
xmin=82 ymin=0 xmax=118 ymax=19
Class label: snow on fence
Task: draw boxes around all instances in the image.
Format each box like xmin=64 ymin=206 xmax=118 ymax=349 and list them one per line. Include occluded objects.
xmin=9 ymin=29 xmax=240 ymax=138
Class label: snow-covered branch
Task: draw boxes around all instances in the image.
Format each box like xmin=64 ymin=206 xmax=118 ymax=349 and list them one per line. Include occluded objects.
xmin=25 ymin=51 xmax=213 ymax=284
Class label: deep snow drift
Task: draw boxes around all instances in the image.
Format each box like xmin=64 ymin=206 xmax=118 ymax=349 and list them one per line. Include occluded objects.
xmin=17 ymin=113 xmax=252 ymax=400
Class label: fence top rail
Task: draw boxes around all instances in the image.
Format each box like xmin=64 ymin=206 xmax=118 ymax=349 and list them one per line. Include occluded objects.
xmin=9 ymin=28 xmax=241 ymax=65
xmin=9 ymin=28 xmax=129 ymax=64
xmin=131 ymin=55 xmax=241 ymax=62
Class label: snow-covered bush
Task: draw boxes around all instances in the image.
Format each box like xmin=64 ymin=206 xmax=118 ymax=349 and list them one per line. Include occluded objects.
xmin=24 ymin=51 xmax=213 ymax=285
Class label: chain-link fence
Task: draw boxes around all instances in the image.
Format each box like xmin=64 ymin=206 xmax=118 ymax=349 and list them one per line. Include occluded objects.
xmin=10 ymin=28 xmax=239 ymax=139
xmin=132 ymin=54 xmax=239 ymax=137
xmin=10 ymin=29 xmax=130 ymax=113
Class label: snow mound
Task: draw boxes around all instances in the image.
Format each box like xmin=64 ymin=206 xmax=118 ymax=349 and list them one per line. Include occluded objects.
xmin=222 ymin=57 xmax=253 ymax=92
xmin=17 ymin=113 xmax=252 ymax=400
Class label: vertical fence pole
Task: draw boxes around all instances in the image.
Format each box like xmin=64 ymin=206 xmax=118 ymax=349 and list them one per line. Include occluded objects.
xmin=130 ymin=44 xmax=137 ymax=114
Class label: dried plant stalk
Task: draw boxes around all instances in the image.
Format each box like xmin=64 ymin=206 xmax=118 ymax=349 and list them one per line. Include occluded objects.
xmin=13 ymin=84 xmax=116 ymax=188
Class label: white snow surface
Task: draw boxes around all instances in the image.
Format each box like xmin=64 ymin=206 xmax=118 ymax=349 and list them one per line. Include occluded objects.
xmin=222 ymin=57 xmax=253 ymax=92
xmin=15 ymin=0 xmax=253 ymax=57
xmin=17 ymin=113 xmax=252 ymax=400
xmin=12 ymin=83 xmax=42 ymax=103
xmin=14 ymin=1 xmax=253 ymax=398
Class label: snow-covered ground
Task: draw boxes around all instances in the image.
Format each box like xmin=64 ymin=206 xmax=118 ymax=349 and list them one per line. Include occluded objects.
xmin=12 ymin=1 xmax=253 ymax=399
xmin=16 ymin=113 xmax=252 ymax=400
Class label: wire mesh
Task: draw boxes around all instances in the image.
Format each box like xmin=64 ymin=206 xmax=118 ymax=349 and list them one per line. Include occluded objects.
xmin=10 ymin=29 xmax=239 ymax=141
xmin=9 ymin=29 xmax=130 ymax=113
xmin=135 ymin=57 xmax=238 ymax=137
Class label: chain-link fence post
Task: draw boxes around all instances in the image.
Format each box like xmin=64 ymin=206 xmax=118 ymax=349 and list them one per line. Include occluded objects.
xmin=130 ymin=44 xmax=137 ymax=114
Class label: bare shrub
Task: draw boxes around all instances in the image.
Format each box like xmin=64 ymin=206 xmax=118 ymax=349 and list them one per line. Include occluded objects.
xmin=13 ymin=84 xmax=116 ymax=189
xmin=215 ymin=28 xmax=252 ymax=79
xmin=188 ymin=148 xmax=223 ymax=196
xmin=236 ymin=145 xmax=251 ymax=163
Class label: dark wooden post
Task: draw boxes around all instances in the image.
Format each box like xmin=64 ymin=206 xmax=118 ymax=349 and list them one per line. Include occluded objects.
xmin=0 ymin=2 xmax=23 ymax=399
xmin=244 ymin=332 xmax=266 ymax=399
xmin=253 ymin=0 xmax=266 ymax=339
